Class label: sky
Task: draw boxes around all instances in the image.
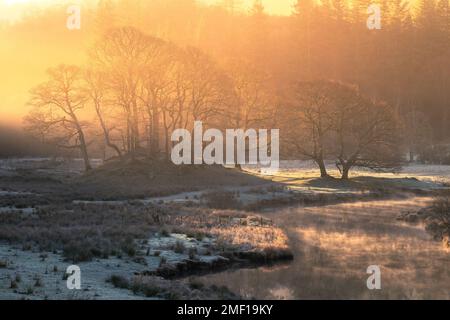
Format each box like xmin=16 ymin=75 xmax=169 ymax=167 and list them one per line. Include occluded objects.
xmin=0 ymin=0 xmax=420 ymax=126
xmin=0 ymin=0 xmax=86 ymax=126
xmin=0 ymin=0 xmax=296 ymax=23
xmin=0 ymin=0 xmax=67 ymax=21
xmin=0 ymin=0 xmax=295 ymax=126
xmin=201 ymin=0 xmax=296 ymax=15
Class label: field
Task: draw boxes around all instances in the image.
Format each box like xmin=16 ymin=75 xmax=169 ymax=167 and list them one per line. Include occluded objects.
xmin=0 ymin=158 xmax=449 ymax=299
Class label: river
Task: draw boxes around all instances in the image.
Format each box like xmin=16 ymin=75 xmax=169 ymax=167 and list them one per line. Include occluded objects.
xmin=195 ymin=197 xmax=450 ymax=299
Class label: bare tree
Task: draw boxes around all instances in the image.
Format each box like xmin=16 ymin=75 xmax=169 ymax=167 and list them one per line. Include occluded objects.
xmin=221 ymin=58 xmax=275 ymax=169
xmin=280 ymin=81 xmax=335 ymax=177
xmin=281 ymin=80 xmax=403 ymax=179
xmin=90 ymin=27 xmax=159 ymax=156
xmin=403 ymin=109 xmax=432 ymax=162
xmin=25 ymin=65 xmax=92 ymax=171
xmin=84 ymin=68 xmax=123 ymax=159
xmin=137 ymin=39 xmax=174 ymax=157
xmin=225 ymin=58 xmax=274 ymax=129
xmin=329 ymin=82 xmax=403 ymax=179
xmin=183 ymin=47 xmax=230 ymax=126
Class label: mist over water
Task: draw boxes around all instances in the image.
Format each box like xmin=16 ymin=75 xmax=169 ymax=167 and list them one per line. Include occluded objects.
xmin=196 ymin=198 xmax=450 ymax=299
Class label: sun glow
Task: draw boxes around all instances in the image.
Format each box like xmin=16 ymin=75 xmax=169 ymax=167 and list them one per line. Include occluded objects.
xmin=0 ymin=0 xmax=56 ymax=23
xmin=1 ymin=0 xmax=60 ymax=5
xmin=3 ymin=0 xmax=31 ymax=4
xmin=0 ymin=0 xmax=294 ymax=24
xmin=2 ymin=0 xmax=62 ymax=4
xmin=201 ymin=0 xmax=296 ymax=15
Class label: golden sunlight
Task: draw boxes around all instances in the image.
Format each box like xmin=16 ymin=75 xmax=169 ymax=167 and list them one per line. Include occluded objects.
xmin=201 ymin=0 xmax=296 ymax=15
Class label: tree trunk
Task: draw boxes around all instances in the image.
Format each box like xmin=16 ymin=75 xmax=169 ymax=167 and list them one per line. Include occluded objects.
xmin=126 ymin=120 xmax=131 ymax=154
xmin=78 ymin=130 xmax=92 ymax=171
xmin=341 ymin=166 xmax=350 ymax=180
xmin=164 ymin=125 xmax=171 ymax=161
xmin=95 ymin=105 xmax=122 ymax=158
xmin=132 ymin=100 xmax=140 ymax=151
xmin=151 ymin=109 xmax=160 ymax=156
xmin=71 ymin=110 xmax=91 ymax=171
xmin=106 ymin=139 xmax=122 ymax=159
xmin=316 ymin=158 xmax=329 ymax=178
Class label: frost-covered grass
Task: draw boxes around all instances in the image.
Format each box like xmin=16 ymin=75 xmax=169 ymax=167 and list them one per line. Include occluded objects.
xmin=0 ymin=158 xmax=103 ymax=173
xmin=0 ymin=203 xmax=170 ymax=262
xmin=0 ymin=232 xmax=237 ymax=300
xmin=244 ymin=161 xmax=450 ymax=193
xmin=0 ymin=245 xmax=148 ymax=300
xmin=106 ymin=273 xmax=239 ymax=300
xmin=157 ymin=208 xmax=292 ymax=258
xmin=0 ymin=197 xmax=291 ymax=299
xmin=210 ymin=225 xmax=289 ymax=252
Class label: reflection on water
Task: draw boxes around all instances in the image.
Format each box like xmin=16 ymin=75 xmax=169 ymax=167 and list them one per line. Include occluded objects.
xmin=195 ymin=198 xmax=450 ymax=299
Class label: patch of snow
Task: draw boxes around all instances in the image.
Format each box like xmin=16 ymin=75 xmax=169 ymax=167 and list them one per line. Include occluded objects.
xmin=0 ymin=190 xmax=34 ymax=197
xmin=0 ymin=245 xmax=148 ymax=300
xmin=0 ymin=233 xmax=226 ymax=300
xmin=0 ymin=207 xmax=36 ymax=215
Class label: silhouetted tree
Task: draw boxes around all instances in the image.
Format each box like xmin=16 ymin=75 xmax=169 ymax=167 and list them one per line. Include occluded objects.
xmin=25 ymin=65 xmax=92 ymax=171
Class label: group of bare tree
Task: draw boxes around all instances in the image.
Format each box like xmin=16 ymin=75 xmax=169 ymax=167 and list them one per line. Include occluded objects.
xmin=24 ymin=27 xmax=274 ymax=171
xmin=126 ymin=0 xmax=448 ymax=164
xmin=24 ymin=0 xmax=435 ymax=178
xmin=24 ymin=30 xmax=404 ymax=181
xmin=9 ymin=0 xmax=450 ymax=168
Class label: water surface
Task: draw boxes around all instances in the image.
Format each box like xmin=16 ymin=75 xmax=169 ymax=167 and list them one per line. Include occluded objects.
xmin=196 ymin=198 xmax=450 ymax=299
